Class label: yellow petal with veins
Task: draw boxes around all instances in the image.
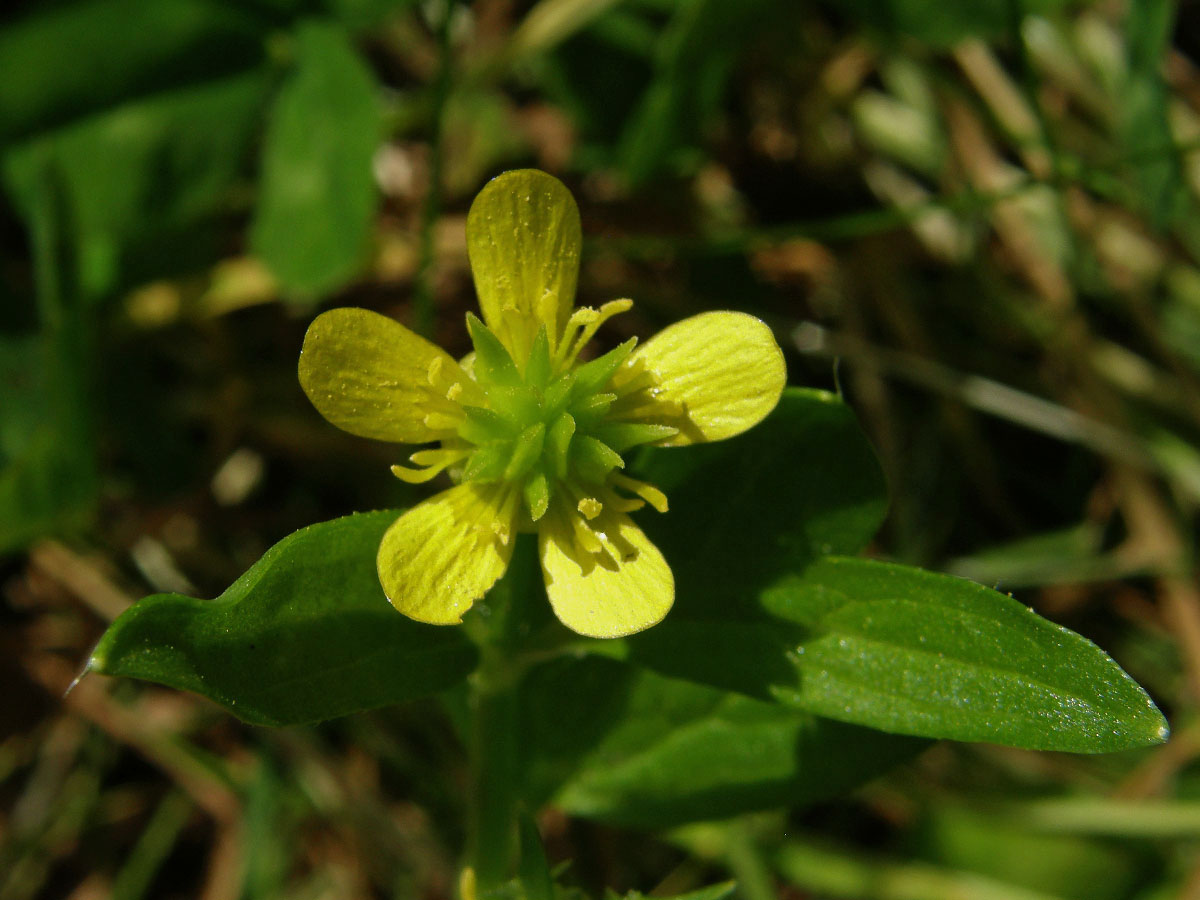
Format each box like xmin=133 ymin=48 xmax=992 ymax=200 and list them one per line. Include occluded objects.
xmin=299 ymin=307 xmax=478 ymax=443
xmin=620 ymin=311 xmax=785 ymax=446
xmin=539 ymin=513 xmax=673 ymax=638
xmin=466 ymin=170 xmax=581 ymax=362
xmin=377 ymin=484 xmax=518 ymax=625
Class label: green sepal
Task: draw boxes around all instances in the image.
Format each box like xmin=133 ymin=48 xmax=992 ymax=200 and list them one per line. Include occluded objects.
xmin=505 ymin=422 xmax=546 ymax=481
xmin=523 ymin=469 xmax=551 ymax=521
xmin=593 ymin=422 xmax=678 ymax=452
xmin=570 ymin=392 xmax=616 ymax=426
xmin=573 ymin=435 xmax=624 ymax=483
xmin=546 ymin=412 xmax=576 ymax=479
xmin=466 ymin=312 xmax=521 ymax=388
xmin=458 ymin=406 xmax=515 ymax=445
xmin=524 ymin=325 xmax=552 ymax=391
xmin=572 ymin=337 xmax=637 ymax=396
xmin=485 ymin=383 xmax=543 ymax=431
xmin=541 ymin=372 xmax=576 ymax=413
xmin=463 ymin=441 xmax=511 ymax=483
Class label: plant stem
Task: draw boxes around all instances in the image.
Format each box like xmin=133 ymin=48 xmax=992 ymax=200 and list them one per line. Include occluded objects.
xmin=466 ymin=658 xmax=520 ymax=892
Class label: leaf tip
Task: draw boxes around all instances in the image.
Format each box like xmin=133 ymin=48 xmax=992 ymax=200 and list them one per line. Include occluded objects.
xmin=1151 ymin=710 xmax=1171 ymax=745
xmin=64 ymin=655 xmax=98 ymax=697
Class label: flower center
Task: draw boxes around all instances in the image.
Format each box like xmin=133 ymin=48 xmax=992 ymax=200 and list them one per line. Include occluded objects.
xmin=392 ymin=303 xmax=678 ymax=552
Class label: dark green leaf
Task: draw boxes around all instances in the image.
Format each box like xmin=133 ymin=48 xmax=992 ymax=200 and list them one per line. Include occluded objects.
xmin=618 ymin=884 xmax=736 ymax=900
xmin=615 ymin=0 xmax=775 ymax=184
xmin=917 ymin=804 xmax=1141 ymax=900
xmin=0 ymin=161 xmax=98 ymax=553
xmin=0 ymin=0 xmax=266 ymax=144
xmin=634 ymin=387 xmax=888 ymax=590
xmin=623 ymin=388 xmax=886 ymax=696
xmin=835 ymin=0 xmax=1071 ymax=48
xmin=0 ymin=341 xmax=98 ymax=550
xmin=624 ymin=389 xmax=1165 ymax=752
xmin=4 ymin=69 xmax=270 ymax=299
xmin=250 ymin=21 xmax=382 ymax=297
xmin=1121 ymin=0 xmax=1182 ymax=228
xmin=90 ymin=510 xmax=479 ymax=726
xmin=518 ymin=656 xmax=924 ymax=829
xmin=769 ymin=557 xmax=1169 ymax=753
xmin=517 ymin=812 xmax=554 ymax=900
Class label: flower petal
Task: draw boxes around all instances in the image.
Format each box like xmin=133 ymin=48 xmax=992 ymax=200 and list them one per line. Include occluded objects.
xmin=299 ymin=307 xmax=475 ymax=443
xmin=621 ymin=311 xmax=785 ymax=446
xmin=466 ymin=169 xmax=581 ymax=361
xmin=539 ymin=513 xmax=674 ymax=638
xmin=378 ymin=484 xmax=518 ymax=625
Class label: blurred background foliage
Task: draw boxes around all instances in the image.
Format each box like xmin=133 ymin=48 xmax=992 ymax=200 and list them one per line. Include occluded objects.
xmin=4 ymin=0 xmax=1200 ymax=897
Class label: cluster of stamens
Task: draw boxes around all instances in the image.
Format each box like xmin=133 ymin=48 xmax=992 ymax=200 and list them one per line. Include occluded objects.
xmin=392 ymin=302 xmax=682 ymax=567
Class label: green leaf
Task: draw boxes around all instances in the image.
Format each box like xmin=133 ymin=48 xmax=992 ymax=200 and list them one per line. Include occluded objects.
xmin=90 ymin=510 xmax=479 ymax=726
xmin=768 ymin=557 xmax=1169 ymax=753
xmin=517 ymin=812 xmax=554 ymax=900
xmin=518 ymin=656 xmax=924 ymax=829
xmin=836 ymin=0 xmax=1072 ymax=47
xmin=4 ymin=69 xmax=270 ymax=299
xmin=1121 ymin=0 xmax=1183 ymax=229
xmin=622 ymin=388 xmax=886 ymax=697
xmin=0 ymin=0 xmax=265 ymax=144
xmin=616 ymin=884 xmax=736 ymax=900
xmin=250 ymin=21 xmax=382 ymax=298
xmin=622 ymin=389 xmax=1165 ymax=753
xmin=918 ymin=804 xmax=1141 ymax=900
xmin=0 ymin=160 xmax=98 ymax=553
xmin=634 ymin=387 xmax=888 ymax=587
xmin=0 ymin=336 xmax=97 ymax=551
xmin=614 ymin=0 xmax=776 ymax=184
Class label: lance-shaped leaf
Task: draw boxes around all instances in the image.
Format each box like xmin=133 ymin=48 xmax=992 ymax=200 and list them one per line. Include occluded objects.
xmin=624 ymin=387 xmax=886 ymax=697
xmin=89 ymin=510 xmax=479 ymax=726
xmin=624 ymin=389 xmax=1166 ymax=753
xmin=768 ymin=557 xmax=1169 ymax=753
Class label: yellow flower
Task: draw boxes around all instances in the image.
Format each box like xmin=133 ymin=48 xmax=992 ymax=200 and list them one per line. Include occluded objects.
xmin=298 ymin=170 xmax=785 ymax=638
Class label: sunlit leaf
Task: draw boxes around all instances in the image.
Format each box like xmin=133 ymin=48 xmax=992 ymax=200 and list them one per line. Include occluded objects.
xmin=91 ymin=510 xmax=479 ymax=726
xmin=769 ymin=557 xmax=1169 ymax=753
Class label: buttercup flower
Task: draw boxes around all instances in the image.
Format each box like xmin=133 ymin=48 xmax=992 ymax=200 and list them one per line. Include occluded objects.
xmin=299 ymin=170 xmax=785 ymax=638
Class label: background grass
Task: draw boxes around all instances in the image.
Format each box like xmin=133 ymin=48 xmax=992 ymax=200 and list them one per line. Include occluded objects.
xmin=3 ymin=0 xmax=1200 ymax=897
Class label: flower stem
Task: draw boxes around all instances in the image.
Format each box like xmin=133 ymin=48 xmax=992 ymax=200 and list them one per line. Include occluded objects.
xmin=463 ymin=537 xmax=542 ymax=893
xmin=467 ymin=664 xmax=520 ymax=891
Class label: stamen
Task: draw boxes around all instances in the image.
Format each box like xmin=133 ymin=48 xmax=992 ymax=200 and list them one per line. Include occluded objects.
xmin=490 ymin=488 xmax=520 ymax=545
xmin=423 ymin=410 xmax=463 ymax=431
xmin=466 ymin=484 xmax=518 ymax=549
xmin=426 ymin=356 xmax=444 ymax=385
xmin=553 ymin=308 xmax=595 ymax=369
xmin=577 ymin=497 xmax=603 ymax=520
xmin=555 ymin=299 xmax=634 ymax=370
xmin=611 ymin=473 xmax=669 ymax=513
xmin=390 ymin=447 xmax=469 ymax=484
xmin=599 ymin=489 xmax=644 ymax=513
xmin=569 ymin=512 xmax=604 ymax=555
